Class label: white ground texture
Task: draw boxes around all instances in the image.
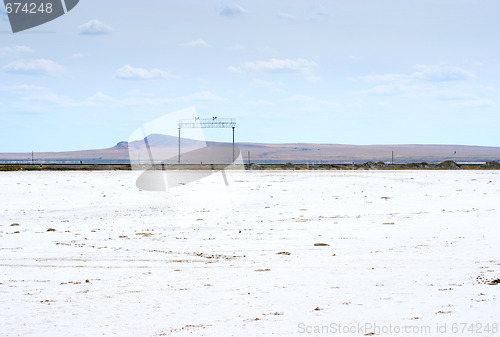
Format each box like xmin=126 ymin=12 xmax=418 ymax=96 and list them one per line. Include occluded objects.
xmin=1 ymin=170 xmax=500 ymax=337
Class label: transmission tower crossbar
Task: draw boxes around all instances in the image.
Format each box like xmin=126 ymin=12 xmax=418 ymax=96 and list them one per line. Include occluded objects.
xmin=178 ymin=118 xmax=236 ymax=129
xmin=177 ymin=118 xmax=237 ymax=164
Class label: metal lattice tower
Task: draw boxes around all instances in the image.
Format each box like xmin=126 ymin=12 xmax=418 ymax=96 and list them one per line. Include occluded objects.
xmin=177 ymin=117 xmax=237 ymax=164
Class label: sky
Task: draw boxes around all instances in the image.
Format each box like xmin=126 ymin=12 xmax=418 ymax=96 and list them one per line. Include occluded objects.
xmin=0 ymin=0 xmax=499 ymax=152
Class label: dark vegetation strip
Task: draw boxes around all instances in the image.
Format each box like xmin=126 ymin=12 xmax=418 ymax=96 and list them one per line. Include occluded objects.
xmin=1 ymin=161 xmax=500 ymax=171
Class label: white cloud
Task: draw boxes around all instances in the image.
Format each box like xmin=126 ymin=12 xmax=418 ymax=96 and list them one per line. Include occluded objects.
xmin=309 ymin=12 xmax=328 ymax=20
xmin=238 ymin=58 xmax=319 ymax=81
xmin=244 ymin=58 xmax=315 ymax=73
xmin=432 ymin=90 xmax=478 ymax=101
xmin=180 ymin=39 xmax=209 ymax=48
xmin=3 ymin=59 xmax=65 ymax=76
xmin=277 ymin=5 xmax=327 ymax=21
xmin=4 ymin=84 xmax=45 ymax=93
xmin=78 ymin=19 xmax=112 ymax=35
xmin=115 ymin=65 xmax=173 ymax=80
xmin=3 ymin=84 xmax=72 ymax=106
xmin=228 ymin=66 xmax=243 ymax=74
xmin=71 ymin=53 xmax=84 ymax=58
xmin=414 ymin=64 xmax=475 ymax=82
xmin=251 ymin=79 xmax=283 ymax=88
xmin=115 ymin=91 xmax=224 ymax=106
xmin=353 ymin=64 xmax=485 ymax=103
xmin=353 ymin=64 xmax=474 ymax=85
xmin=220 ymin=4 xmax=248 ymax=17
xmin=0 ymin=46 xmax=34 ymax=58
xmin=83 ymin=92 xmax=116 ymax=106
xmin=3 ymin=86 xmax=219 ymax=110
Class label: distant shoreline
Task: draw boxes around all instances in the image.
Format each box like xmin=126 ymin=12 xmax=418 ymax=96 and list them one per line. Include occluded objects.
xmin=1 ymin=161 xmax=499 ymax=171
xmin=2 ymin=136 xmax=500 ymax=165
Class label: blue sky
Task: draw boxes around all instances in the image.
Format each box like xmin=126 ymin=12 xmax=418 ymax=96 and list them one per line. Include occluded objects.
xmin=0 ymin=0 xmax=499 ymax=152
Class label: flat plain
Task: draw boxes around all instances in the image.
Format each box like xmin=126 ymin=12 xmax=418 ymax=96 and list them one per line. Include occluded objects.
xmin=1 ymin=170 xmax=499 ymax=336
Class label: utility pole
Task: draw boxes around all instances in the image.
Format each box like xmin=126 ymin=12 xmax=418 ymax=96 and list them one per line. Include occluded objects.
xmin=31 ymin=151 xmax=34 ymax=165
xmin=248 ymin=151 xmax=250 ymax=165
xmin=391 ymin=151 xmax=394 ymax=165
xmin=178 ymin=127 xmax=181 ymax=164
xmin=232 ymin=126 xmax=235 ymax=164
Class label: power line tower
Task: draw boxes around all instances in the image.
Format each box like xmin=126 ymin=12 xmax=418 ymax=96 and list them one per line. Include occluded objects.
xmin=177 ymin=117 xmax=237 ymax=164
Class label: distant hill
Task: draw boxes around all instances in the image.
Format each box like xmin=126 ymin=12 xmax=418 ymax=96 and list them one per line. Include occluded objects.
xmin=1 ymin=134 xmax=500 ymax=164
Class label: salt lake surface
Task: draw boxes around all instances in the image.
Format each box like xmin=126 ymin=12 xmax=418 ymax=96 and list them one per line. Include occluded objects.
xmin=1 ymin=170 xmax=499 ymax=336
